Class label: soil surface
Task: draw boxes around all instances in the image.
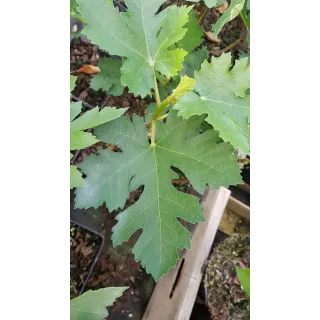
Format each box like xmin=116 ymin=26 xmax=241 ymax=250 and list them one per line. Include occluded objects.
xmin=204 ymin=232 xmax=250 ymax=320
xmin=83 ymin=189 xmax=155 ymax=319
xmin=70 ymin=222 xmax=103 ymax=299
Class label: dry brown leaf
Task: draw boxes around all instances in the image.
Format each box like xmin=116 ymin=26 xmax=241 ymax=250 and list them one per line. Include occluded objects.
xmin=71 ymin=64 xmax=100 ymax=75
xmin=216 ymin=1 xmax=229 ymax=14
xmin=204 ymin=31 xmax=222 ymax=45
xmin=80 ymin=246 xmax=93 ymax=257
xmin=233 ymin=276 xmax=240 ymax=285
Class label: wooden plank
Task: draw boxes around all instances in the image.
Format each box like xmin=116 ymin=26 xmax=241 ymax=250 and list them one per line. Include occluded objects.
xmin=142 ymin=186 xmax=231 ymax=320
xmin=218 ymin=208 xmax=240 ymax=235
xmin=236 ymin=183 xmax=250 ymax=194
xmin=227 ymin=196 xmax=250 ymax=221
xmin=218 ymin=195 xmax=251 ymax=234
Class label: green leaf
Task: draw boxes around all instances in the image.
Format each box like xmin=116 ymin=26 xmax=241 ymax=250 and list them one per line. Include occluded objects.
xmin=213 ymin=0 xmax=246 ymax=36
xmin=176 ymin=10 xmax=203 ymax=53
xmin=71 ymin=165 xmax=85 ymax=189
xmin=169 ymin=75 xmax=196 ymax=104
xmin=75 ymin=111 xmax=242 ymax=280
xmin=174 ymin=53 xmax=250 ymax=154
xmin=159 ymin=77 xmax=180 ymax=101
xmin=77 ymin=0 xmax=191 ymax=97
xmin=70 ymin=101 xmax=83 ymax=122
xmin=240 ymin=0 xmax=250 ymax=31
xmin=70 ymin=287 xmax=127 ymax=320
xmin=160 ymin=48 xmax=208 ymax=102
xmin=70 ymin=131 xmax=99 ymax=150
xmin=236 ymin=267 xmax=250 ymax=297
xmin=90 ymin=58 xmax=124 ymax=96
xmin=186 ymin=0 xmax=225 ymax=8
xmin=70 ymin=76 xmax=77 ymax=94
xmin=71 ymin=107 xmax=128 ymax=132
xmin=70 ymin=0 xmax=87 ymax=24
xmin=70 ymin=104 xmax=127 ymax=150
xmin=181 ymin=47 xmax=209 ymax=78
xmin=144 ymin=102 xmax=157 ymax=123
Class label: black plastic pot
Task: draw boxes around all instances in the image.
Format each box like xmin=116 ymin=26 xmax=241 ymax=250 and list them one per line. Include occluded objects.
xmin=70 ymin=219 xmax=105 ymax=296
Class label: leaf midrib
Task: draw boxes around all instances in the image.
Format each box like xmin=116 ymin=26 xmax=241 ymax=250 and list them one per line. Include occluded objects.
xmin=140 ymin=0 xmax=152 ymax=62
xmin=153 ymin=146 xmax=162 ymax=278
xmin=202 ymin=99 xmax=249 ymax=148
xmin=94 ymin=2 xmax=146 ymax=60
xmin=203 ymin=97 xmax=249 ymax=109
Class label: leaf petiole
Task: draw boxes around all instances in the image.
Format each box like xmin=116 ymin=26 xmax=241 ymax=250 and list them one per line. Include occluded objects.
xmin=151 ymin=67 xmax=162 ymax=147
xmin=157 ymin=114 xmax=168 ymax=121
xmin=197 ymin=7 xmax=209 ymax=26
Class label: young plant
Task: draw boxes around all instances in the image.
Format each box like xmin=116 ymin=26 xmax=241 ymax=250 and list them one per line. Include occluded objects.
xmin=70 ymin=287 xmax=127 ymax=319
xmin=74 ymin=0 xmax=250 ymax=280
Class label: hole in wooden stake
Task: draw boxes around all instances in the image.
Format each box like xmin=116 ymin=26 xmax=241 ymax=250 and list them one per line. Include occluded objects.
xmin=169 ymin=258 xmax=185 ymax=299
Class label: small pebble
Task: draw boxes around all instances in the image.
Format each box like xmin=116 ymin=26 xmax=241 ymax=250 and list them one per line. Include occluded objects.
xmin=122 ymin=100 xmax=130 ymax=107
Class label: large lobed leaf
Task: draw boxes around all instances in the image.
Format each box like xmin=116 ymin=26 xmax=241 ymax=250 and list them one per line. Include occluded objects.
xmin=75 ymin=111 xmax=242 ymax=279
xmin=174 ymin=53 xmax=250 ymax=154
xmin=77 ymin=0 xmax=191 ymax=97
xmin=70 ymin=287 xmax=127 ymax=320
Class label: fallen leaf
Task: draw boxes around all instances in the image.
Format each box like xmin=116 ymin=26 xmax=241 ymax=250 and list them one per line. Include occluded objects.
xmin=71 ymin=64 xmax=101 ymax=75
xmin=80 ymin=246 xmax=93 ymax=257
xmin=233 ymin=276 xmax=240 ymax=285
xmin=239 ymin=261 xmax=246 ymax=268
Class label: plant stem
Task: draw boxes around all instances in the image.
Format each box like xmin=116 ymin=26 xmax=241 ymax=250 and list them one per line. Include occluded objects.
xmin=153 ymin=72 xmax=161 ymax=106
xmin=151 ymin=68 xmax=161 ymax=147
xmin=198 ymin=7 xmax=209 ymax=26
xmin=157 ymin=114 xmax=168 ymax=121
xmin=152 ymin=96 xmax=171 ymax=121
xmin=150 ymin=119 xmax=156 ymax=147
xmin=221 ymin=30 xmax=247 ymax=53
